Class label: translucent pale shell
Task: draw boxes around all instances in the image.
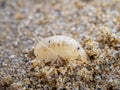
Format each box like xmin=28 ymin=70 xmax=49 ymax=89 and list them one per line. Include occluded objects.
xmin=34 ymin=35 xmax=87 ymax=63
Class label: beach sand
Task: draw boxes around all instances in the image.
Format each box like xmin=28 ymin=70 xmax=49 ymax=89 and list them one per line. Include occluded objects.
xmin=0 ymin=0 xmax=120 ymax=90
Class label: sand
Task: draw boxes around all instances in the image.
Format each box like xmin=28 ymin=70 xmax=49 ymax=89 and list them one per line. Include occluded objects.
xmin=0 ymin=0 xmax=120 ymax=90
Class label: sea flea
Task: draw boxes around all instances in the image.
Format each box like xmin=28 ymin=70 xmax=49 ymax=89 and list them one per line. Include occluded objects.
xmin=34 ymin=35 xmax=87 ymax=64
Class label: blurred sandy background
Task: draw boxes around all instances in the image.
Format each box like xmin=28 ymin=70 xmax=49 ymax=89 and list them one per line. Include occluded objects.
xmin=0 ymin=0 xmax=120 ymax=90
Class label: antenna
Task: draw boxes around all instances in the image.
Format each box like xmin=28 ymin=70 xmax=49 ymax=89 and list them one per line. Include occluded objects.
xmin=33 ymin=32 xmax=60 ymax=57
xmin=47 ymin=24 xmax=56 ymax=36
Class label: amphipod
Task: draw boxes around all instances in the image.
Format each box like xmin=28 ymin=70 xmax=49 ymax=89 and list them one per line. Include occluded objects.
xmin=34 ymin=35 xmax=87 ymax=63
